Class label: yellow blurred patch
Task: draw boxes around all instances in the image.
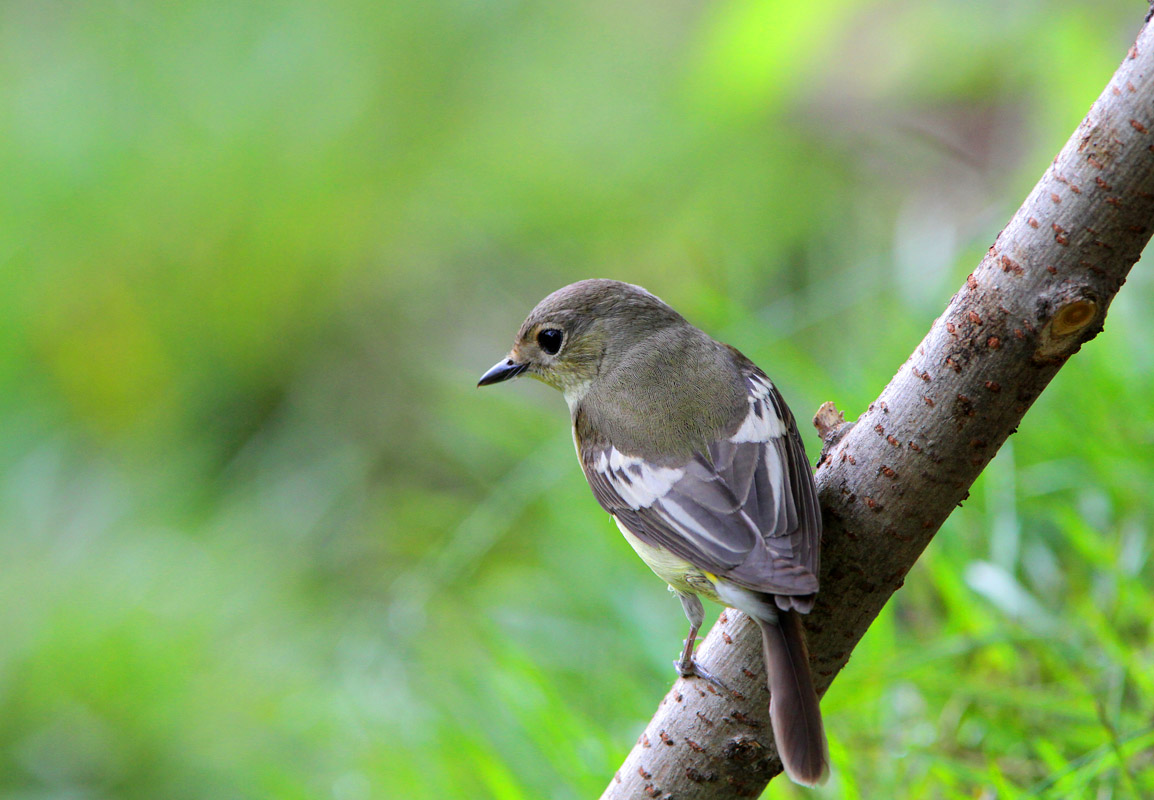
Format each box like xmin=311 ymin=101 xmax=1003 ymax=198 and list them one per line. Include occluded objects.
xmin=33 ymin=274 xmax=176 ymax=437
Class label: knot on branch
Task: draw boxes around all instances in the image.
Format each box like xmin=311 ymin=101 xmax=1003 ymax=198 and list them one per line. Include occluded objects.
xmin=721 ymin=735 xmax=773 ymax=773
xmin=1034 ymin=287 xmax=1104 ymax=361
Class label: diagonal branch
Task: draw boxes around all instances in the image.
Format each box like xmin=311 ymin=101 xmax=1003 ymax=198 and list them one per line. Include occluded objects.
xmin=603 ymin=17 xmax=1154 ymax=800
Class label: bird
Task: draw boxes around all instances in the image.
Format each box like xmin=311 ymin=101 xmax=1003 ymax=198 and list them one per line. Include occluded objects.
xmin=477 ymin=279 xmax=829 ymax=786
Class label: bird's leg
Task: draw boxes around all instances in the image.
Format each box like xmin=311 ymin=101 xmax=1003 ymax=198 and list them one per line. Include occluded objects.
xmin=674 ymin=592 xmax=704 ymax=677
xmin=674 ymin=592 xmax=731 ymax=692
xmin=675 ymin=617 xmax=701 ymax=677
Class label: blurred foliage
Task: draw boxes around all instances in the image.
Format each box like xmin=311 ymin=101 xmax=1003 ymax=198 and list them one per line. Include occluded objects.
xmin=2 ymin=0 xmax=1152 ymax=797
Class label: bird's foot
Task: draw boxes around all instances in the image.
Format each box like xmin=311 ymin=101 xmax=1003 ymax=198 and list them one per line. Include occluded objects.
xmin=674 ymin=654 xmax=732 ymax=694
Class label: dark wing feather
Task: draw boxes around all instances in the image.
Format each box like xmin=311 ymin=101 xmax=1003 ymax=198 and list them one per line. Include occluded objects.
xmin=720 ymin=370 xmax=822 ymax=605
xmin=583 ymin=449 xmax=759 ymax=572
xmin=579 ymin=366 xmax=821 ymax=598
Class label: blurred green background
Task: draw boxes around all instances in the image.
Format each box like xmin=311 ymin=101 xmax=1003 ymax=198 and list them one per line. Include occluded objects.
xmin=3 ymin=1 xmax=1153 ymax=797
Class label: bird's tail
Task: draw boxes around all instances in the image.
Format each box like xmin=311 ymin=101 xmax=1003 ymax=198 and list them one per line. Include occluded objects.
xmin=755 ymin=610 xmax=829 ymax=787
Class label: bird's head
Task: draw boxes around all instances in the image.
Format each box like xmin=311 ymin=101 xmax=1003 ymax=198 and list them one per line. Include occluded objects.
xmin=477 ymin=279 xmax=684 ymax=404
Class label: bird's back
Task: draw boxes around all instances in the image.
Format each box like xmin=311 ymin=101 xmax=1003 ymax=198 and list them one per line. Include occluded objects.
xmin=576 ymin=325 xmax=748 ymax=464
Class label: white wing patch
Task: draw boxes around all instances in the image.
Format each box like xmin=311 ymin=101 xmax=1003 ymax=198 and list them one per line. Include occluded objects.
xmin=594 ymin=447 xmax=685 ymax=510
xmin=730 ymin=373 xmax=788 ymax=443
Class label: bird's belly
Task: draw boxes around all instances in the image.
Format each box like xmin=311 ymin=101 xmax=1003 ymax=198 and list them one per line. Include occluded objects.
xmin=613 ymin=516 xmax=722 ymax=603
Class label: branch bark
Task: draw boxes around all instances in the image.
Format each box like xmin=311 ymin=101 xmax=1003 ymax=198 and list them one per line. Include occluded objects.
xmin=603 ymin=17 xmax=1154 ymax=800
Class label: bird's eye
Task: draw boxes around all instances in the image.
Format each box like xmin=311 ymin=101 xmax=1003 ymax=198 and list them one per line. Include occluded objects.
xmin=537 ymin=328 xmax=563 ymax=355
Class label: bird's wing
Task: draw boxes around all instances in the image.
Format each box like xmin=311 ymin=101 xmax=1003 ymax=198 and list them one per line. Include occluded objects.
xmin=579 ymin=368 xmax=821 ymax=597
xmin=714 ymin=368 xmax=822 ymax=596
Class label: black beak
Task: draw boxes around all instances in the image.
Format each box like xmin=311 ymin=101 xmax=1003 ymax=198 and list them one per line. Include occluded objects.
xmin=478 ymin=357 xmax=529 ymax=386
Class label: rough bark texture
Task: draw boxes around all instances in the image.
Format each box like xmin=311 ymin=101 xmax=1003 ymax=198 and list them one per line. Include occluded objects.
xmin=603 ymin=18 xmax=1154 ymax=800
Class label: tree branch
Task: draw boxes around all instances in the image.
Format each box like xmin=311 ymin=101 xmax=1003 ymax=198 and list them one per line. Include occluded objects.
xmin=603 ymin=17 xmax=1154 ymax=800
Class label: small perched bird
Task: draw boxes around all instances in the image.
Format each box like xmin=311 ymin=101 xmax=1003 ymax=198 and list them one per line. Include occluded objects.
xmin=478 ymin=279 xmax=829 ymax=786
